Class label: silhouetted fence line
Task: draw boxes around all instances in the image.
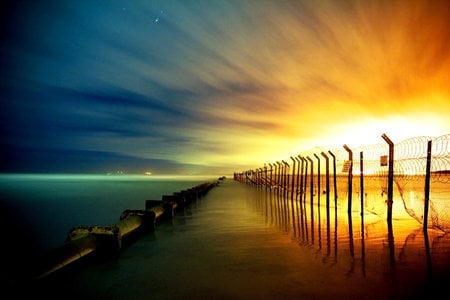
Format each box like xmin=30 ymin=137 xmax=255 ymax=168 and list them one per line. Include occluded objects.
xmin=234 ymin=134 xmax=450 ymax=232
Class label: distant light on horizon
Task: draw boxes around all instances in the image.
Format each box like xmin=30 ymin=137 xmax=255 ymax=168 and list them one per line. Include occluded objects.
xmin=1 ymin=0 xmax=449 ymax=174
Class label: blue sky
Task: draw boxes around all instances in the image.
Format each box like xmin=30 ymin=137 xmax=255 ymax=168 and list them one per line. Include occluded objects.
xmin=1 ymin=0 xmax=449 ymax=175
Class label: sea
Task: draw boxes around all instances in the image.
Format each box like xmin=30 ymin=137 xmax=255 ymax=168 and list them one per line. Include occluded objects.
xmin=1 ymin=173 xmax=449 ymax=299
xmin=0 ymin=173 xmax=220 ymax=253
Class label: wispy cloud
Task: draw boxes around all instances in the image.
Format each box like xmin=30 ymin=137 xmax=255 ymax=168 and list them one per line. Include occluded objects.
xmin=1 ymin=0 xmax=449 ymax=174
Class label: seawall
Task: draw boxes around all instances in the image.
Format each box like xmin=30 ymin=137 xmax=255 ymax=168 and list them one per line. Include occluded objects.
xmin=32 ymin=176 xmax=226 ymax=280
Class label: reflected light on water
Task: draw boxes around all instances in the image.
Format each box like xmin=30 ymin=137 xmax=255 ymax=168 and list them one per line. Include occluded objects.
xmin=248 ymin=180 xmax=450 ymax=296
xmin=12 ymin=178 xmax=449 ymax=299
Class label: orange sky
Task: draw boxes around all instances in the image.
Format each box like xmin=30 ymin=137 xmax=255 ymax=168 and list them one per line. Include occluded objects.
xmin=2 ymin=0 xmax=449 ymax=175
xmin=180 ymin=0 xmax=450 ymax=171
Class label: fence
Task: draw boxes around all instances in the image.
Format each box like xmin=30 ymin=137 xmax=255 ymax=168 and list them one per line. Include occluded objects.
xmin=234 ymin=134 xmax=450 ymax=232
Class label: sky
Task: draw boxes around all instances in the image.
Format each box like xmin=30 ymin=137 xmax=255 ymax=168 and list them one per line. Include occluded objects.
xmin=1 ymin=0 xmax=449 ymax=175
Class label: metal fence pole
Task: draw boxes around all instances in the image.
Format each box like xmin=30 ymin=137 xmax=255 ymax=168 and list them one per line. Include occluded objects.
xmin=264 ymin=165 xmax=268 ymax=188
xmin=321 ymin=151 xmax=331 ymax=255
xmin=321 ymin=152 xmax=330 ymax=212
xmin=360 ymin=151 xmax=364 ymax=218
xmin=423 ymin=140 xmax=432 ymax=230
xmin=381 ymin=133 xmax=394 ymax=224
xmin=276 ymin=161 xmax=282 ymax=194
xmin=306 ymin=156 xmax=314 ymax=207
xmin=259 ymin=167 xmax=262 ymax=186
xmin=343 ymin=144 xmax=353 ymax=215
xmin=295 ymin=156 xmax=301 ymax=197
xmin=290 ymin=157 xmax=296 ymax=200
xmin=314 ymin=153 xmax=321 ymax=208
xmin=269 ymin=163 xmax=274 ymax=188
xmin=303 ymin=157 xmax=309 ymax=205
xmin=328 ymin=151 xmax=337 ymax=209
xmin=282 ymin=160 xmax=289 ymax=197
xmin=298 ymin=156 xmax=304 ymax=200
xmin=306 ymin=156 xmax=314 ymax=244
xmin=274 ymin=162 xmax=278 ymax=190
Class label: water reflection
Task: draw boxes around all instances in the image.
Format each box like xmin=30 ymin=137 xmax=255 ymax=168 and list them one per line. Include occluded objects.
xmin=20 ymin=178 xmax=449 ymax=299
xmin=250 ymin=184 xmax=450 ymax=295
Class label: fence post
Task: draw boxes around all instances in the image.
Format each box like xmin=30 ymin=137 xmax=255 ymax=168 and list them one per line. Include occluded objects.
xmin=321 ymin=152 xmax=330 ymax=212
xmin=343 ymin=144 xmax=353 ymax=215
xmin=260 ymin=168 xmax=264 ymax=186
xmin=423 ymin=140 xmax=432 ymax=231
xmin=276 ymin=161 xmax=282 ymax=193
xmin=263 ymin=165 xmax=267 ymax=188
xmin=314 ymin=154 xmax=321 ymax=208
xmin=282 ymin=160 xmax=289 ymax=198
xmin=298 ymin=156 xmax=304 ymax=199
xmin=303 ymin=157 xmax=309 ymax=205
xmin=321 ymin=152 xmax=331 ymax=253
xmin=328 ymin=151 xmax=337 ymax=209
xmin=256 ymin=169 xmax=259 ymax=185
xmin=306 ymin=156 xmax=314 ymax=243
xmin=273 ymin=162 xmax=279 ymax=189
xmin=295 ymin=156 xmax=301 ymax=197
xmin=269 ymin=163 xmax=273 ymax=188
xmin=381 ymin=133 xmax=394 ymax=224
xmin=290 ymin=157 xmax=296 ymax=200
xmin=306 ymin=156 xmax=314 ymax=207
xmin=272 ymin=163 xmax=276 ymax=188
xmin=360 ymin=151 xmax=364 ymax=218
xmin=279 ymin=161 xmax=284 ymax=192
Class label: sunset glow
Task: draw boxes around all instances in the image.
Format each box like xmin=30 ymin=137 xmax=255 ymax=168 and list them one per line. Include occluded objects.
xmin=1 ymin=0 xmax=449 ymax=175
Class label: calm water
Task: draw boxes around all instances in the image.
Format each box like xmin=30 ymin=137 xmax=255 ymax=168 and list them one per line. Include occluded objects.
xmin=0 ymin=173 xmax=219 ymax=252
xmin=2 ymin=175 xmax=450 ymax=299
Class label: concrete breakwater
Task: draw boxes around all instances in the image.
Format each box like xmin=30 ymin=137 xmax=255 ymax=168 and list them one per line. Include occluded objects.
xmin=33 ymin=177 xmax=225 ymax=280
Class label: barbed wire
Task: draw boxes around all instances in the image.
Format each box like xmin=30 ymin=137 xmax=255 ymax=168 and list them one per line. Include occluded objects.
xmin=235 ymin=134 xmax=449 ymax=232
